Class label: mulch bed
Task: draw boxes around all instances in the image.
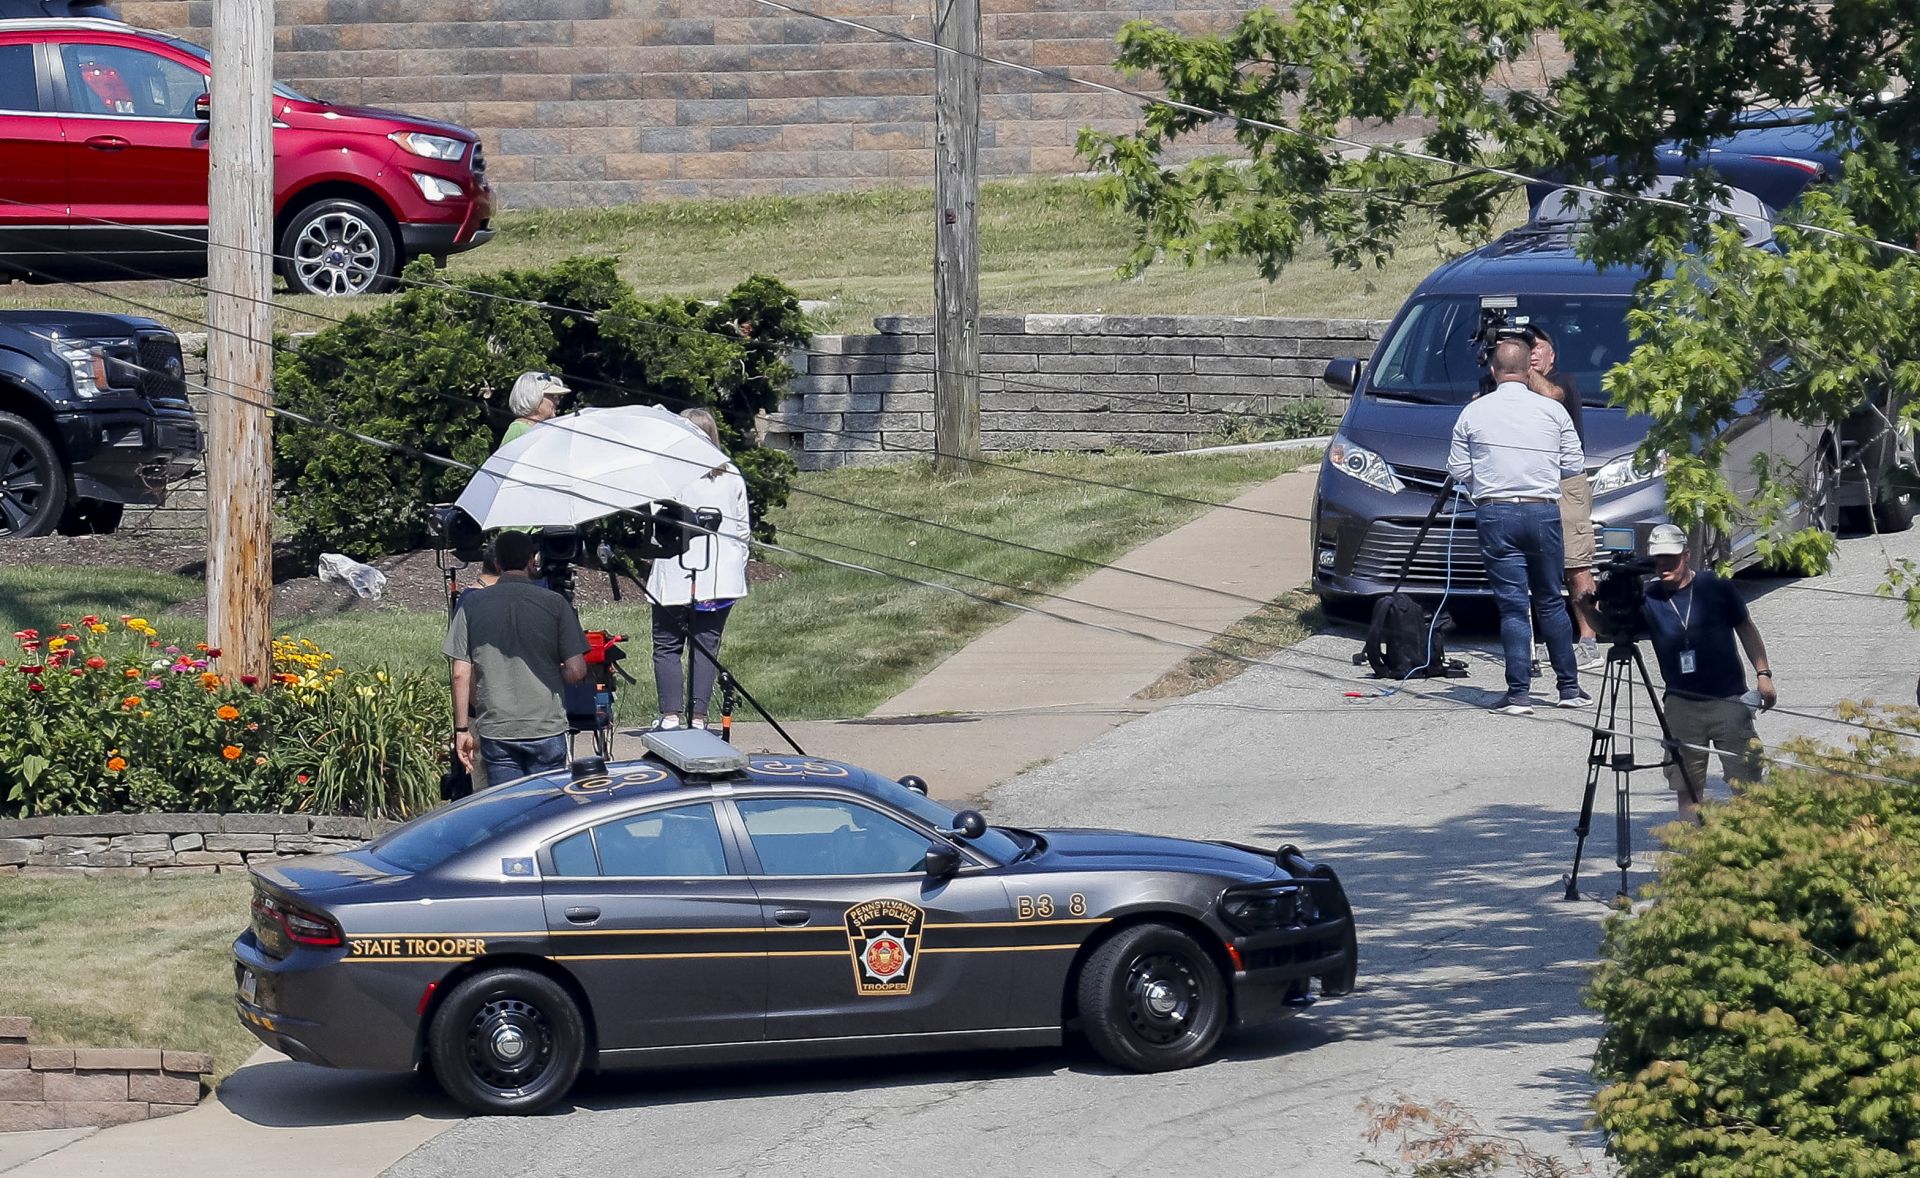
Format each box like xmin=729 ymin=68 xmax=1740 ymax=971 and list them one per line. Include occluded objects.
xmin=7 ymin=533 xmax=785 ymax=620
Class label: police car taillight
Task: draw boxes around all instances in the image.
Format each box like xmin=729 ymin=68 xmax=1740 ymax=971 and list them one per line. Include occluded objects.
xmin=253 ymin=891 xmax=343 ymax=948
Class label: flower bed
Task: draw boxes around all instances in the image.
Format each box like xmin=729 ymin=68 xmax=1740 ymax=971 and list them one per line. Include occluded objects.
xmin=0 ymin=617 xmax=446 ymax=819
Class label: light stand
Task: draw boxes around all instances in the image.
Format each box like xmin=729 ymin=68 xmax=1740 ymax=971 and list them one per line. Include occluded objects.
xmin=1565 ymin=634 xmax=1700 ymax=900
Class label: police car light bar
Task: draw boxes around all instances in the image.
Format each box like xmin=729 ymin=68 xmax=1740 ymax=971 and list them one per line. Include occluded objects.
xmin=642 ymin=728 xmax=750 ymax=776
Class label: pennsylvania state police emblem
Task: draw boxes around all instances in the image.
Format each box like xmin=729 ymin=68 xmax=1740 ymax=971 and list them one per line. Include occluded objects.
xmin=844 ymin=898 xmax=924 ymax=996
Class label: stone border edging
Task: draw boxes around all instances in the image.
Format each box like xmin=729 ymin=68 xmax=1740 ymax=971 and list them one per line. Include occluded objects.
xmin=0 ymin=813 xmax=398 ymax=877
xmin=0 ymin=1017 xmax=212 ymax=1131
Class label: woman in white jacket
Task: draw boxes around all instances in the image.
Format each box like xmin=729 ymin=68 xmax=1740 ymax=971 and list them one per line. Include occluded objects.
xmin=648 ymin=408 xmax=751 ymax=730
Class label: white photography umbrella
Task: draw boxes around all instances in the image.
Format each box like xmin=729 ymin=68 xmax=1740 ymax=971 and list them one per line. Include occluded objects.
xmin=456 ymin=404 xmax=728 ymax=528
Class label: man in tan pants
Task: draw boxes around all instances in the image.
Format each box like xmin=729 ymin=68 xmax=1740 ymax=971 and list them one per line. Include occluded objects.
xmin=1639 ymin=524 xmax=1776 ymax=821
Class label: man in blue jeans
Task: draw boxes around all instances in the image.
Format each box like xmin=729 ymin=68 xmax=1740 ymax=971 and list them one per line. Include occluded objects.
xmin=445 ymin=531 xmax=589 ymax=784
xmin=1448 ymin=338 xmax=1588 ymax=715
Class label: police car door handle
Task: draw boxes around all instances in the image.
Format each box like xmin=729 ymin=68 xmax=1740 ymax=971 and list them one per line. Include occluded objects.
xmin=564 ymin=906 xmax=600 ymax=924
xmin=773 ymin=909 xmax=810 ymax=926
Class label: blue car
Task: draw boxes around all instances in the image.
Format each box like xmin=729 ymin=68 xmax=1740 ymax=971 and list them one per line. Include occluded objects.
xmin=1310 ymin=204 xmax=1841 ymax=605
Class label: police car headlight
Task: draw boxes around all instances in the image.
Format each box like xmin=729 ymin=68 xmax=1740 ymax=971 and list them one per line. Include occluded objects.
xmin=1327 ymin=433 xmax=1405 ymax=495
xmin=1219 ymin=885 xmax=1301 ymax=933
xmin=1589 ymin=450 xmax=1666 ymax=497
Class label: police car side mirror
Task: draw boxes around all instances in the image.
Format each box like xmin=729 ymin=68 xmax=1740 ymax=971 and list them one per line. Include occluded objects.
xmin=923 ymin=843 xmax=961 ymax=878
xmin=941 ymin=809 xmax=987 ymax=841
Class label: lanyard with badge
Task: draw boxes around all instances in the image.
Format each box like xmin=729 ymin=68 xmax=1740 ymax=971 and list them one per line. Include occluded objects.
xmin=1667 ymin=583 xmax=1697 ymax=675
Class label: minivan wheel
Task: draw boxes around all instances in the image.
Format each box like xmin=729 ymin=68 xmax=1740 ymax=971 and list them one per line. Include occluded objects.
xmin=280 ymin=199 xmax=397 ymax=297
xmin=428 ymin=968 xmax=584 ymax=1115
xmin=1808 ymin=443 xmax=1839 ymax=533
xmin=1874 ymin=422 xmax=1917 ymax=534
xmin=0 ymin=411 xmax=67 ymax=538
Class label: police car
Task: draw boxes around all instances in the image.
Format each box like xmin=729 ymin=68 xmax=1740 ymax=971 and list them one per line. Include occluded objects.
xmin=233 ymin=731 xmax=1358 ymax=1114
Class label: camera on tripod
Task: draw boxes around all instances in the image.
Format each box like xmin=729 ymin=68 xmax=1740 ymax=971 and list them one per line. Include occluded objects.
xmin=1593 ymin=526 xmax=1656 ymax=645
xmin=1470 ymin=296 xmax=1538 ymax=375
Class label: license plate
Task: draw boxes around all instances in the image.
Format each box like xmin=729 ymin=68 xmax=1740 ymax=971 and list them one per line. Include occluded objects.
xmin=239 ymin=968 xmax=257 ymax=1005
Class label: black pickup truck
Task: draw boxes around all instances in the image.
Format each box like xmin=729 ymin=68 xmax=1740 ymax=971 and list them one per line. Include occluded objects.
xmin=0 ymin=310 xmax=201 ymax=538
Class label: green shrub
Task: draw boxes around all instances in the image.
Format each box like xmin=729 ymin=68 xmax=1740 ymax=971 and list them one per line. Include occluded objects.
xmin=1205 ymin=397 xmax=1337 ymax=446
xmin=1588 ymin=720 xmax=1920 ymax=1176
xmin=0 ymin=619 xmax=444 ymax=819
xmin=273 ymin=257 xmax=808 ymax=559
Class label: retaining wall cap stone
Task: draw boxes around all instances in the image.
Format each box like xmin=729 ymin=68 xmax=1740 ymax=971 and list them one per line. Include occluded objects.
xmin=0 ymin=1016 xmax=30 ymax=1041
xmin=307 ymin=815 xmax=372 ymax=838
xmin=219 ymin=814 xmax=310 ymax=834
xmin=28 ymin=1047 xmax=73 ymax=1071
xmin=162 ymin=1051 xmax=213 ymax=1075
xmin=72 ymin=1047 xmax=163 ymax=1070
xmin=0 ymin=818 xmax=54 ymax=838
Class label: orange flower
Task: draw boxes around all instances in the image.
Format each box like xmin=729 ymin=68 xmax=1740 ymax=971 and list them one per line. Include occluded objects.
xmin=121 ymin=695 xmax=141 ymax=709
xmin=222 ymin=745 xmax=243 ymax=760
xmin=106 ymin=756 xmax=127 ymax=772
xmin=123 ymin=668 xmax=140 ymax=679
xmin=199 ymin=672 xmax=221 ymax=690
xmin=216 ymin=705 xmax=240 ymax=721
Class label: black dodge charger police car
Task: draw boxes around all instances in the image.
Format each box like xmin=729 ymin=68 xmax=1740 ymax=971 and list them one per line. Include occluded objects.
xmin=234 ymin=732 xmax=1358 ymax=1114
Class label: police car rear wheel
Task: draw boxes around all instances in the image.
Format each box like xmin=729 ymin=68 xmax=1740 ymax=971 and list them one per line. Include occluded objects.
xmin=1077 ymin=924 xmax=1227 ymax=1072
xmin=428 ymin=968 xmax=584 ymax=1115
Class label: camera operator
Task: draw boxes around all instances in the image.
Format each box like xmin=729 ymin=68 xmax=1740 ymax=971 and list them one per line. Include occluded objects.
xmin=444 ymin=531 xmax=590 ymax=784
xmin=1525 ymin=325 xmax=1602 ymax=666
xmin=648 ymin=408 xmax=752 ymax=731
xmin=1640 ymin=524 xmax=1775 ymax=822
xmin=1448 ymin=337 xmax=1587 ymax=715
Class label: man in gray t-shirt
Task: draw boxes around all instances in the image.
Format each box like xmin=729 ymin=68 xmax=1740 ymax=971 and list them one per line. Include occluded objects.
xmin=444 ymin=531 xmax=589 ymax=786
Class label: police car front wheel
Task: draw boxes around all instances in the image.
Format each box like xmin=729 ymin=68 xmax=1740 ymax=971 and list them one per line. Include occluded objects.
xmin=428 ymin=967 xmax=586 ymax=1115
xmin=1077 ymin=924 xmax=1228 ymax=1072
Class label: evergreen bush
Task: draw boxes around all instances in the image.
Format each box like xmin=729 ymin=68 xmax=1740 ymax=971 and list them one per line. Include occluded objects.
xmin=1589 ymin=720 xmax=1920 ymax=1176
xmin=273 ymin=257 xmax=808 ymax=558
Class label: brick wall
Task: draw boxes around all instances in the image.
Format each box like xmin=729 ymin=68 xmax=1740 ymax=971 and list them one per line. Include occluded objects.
xmin=0 ymin=812 xmax=395 ymax=877
xmin=0 ymin=1018 xmax=212 ymax=1131
xmin=116 ymin=0 xmax=1267 ymax=207
xmin=765 ymin=312 xmax=1383 ymax=470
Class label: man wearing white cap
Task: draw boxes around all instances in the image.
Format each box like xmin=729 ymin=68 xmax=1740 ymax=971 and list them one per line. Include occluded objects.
xmin=1640 ymin=522 xmax=1776 ymax=821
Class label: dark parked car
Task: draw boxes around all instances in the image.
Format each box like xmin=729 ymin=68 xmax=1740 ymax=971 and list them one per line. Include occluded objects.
xmin=0 ymin=17 xmax=493 ymax=296
xmin=0 ymin=308 xmax=198 ymax=537
xmin=233 ymin=734 xmax=1358 ymax=1115
xmin=1312 ymin=196 xmax=1838 ymax=606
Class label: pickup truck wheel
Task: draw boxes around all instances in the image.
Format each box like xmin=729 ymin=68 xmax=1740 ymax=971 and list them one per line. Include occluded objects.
xmin=280 ymin=198 xmax=397 ymax=297
xmin=1076 ymin=924 xmax=1228 ymax=1073
xmin=0 ymin=411 xmax=66 ymax=538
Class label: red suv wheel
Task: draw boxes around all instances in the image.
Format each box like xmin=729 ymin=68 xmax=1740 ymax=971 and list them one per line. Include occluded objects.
xmin=279 ymin=198 xmax=398 ymax=297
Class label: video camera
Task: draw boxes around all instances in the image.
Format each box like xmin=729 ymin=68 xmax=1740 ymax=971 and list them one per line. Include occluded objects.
xmin=1471 ymin=296 xmax=1538 ymax=381
xmin=426 ymin=500 xmax=715 ymax=604
xmin=1592 ymin=525 xmax=1656 ymax=644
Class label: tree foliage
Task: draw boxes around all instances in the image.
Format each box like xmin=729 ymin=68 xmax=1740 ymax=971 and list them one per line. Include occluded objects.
xmin=1588 ymin=720 xmax=1920 ymax=1176
xmin=1080 ymin=0 xmax=1920 ymax=590
xmin=273 ymin=258 xmax=809 ymax=558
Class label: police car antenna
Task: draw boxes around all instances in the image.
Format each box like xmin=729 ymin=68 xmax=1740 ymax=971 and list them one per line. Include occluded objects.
xmin=1564 ymin=527 xmax=1702 ymax=901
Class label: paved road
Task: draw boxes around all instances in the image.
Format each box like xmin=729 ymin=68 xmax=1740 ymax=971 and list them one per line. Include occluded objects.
xmin=384 ymin=529 xmax=1920 ymax=1177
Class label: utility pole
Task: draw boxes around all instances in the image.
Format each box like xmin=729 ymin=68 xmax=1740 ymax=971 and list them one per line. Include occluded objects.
xmin=932 ymin=0 xmax=981 ymax=476
xmin=205 ymin=0 xmax=276 ymax=684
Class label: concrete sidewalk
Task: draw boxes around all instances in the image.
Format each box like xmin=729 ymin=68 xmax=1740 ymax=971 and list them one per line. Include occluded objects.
xmin=610 ymin=466 xmax=1317 ymax=799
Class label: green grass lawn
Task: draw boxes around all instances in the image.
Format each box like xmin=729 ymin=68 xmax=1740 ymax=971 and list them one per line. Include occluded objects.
xmin=0 ymin=874 xmax=261 ymax=1081
xmin=0 ymin=449 xmax=1315 ymax=721
xmin=0 ymin=178 xmax=1459 ymax=336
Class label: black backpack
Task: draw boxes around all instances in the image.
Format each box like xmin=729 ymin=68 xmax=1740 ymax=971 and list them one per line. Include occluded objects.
xmin=1363 ymin=593 xmax=1451 ymax=678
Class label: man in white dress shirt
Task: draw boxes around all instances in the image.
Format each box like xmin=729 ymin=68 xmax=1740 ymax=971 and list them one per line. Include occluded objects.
xmin=1447 ymin=338 xmax=1588 ymax=715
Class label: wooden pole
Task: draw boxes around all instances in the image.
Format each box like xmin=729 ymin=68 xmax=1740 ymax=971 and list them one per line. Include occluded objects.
xmin=206 ymin=0 xmax=276 ymax=684
xmin=932 ymin=0 xmax=981 ymax=476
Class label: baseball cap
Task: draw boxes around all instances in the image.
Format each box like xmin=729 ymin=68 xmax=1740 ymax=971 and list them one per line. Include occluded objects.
xmin=1647 ymin=523 xmax=1688 ymax=556
xmin=508 ymin=371 xmax=571 ymax=416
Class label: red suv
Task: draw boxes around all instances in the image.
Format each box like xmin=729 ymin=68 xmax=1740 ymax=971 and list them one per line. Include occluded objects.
xmin=0 ymin=18 xmax=492 ymax=296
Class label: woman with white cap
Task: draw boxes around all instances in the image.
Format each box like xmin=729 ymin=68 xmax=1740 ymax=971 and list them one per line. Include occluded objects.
xmin=502 ymin=371 xmax=570 ymax=445
xmin=647 ymin=407 xmax=751 ymax=730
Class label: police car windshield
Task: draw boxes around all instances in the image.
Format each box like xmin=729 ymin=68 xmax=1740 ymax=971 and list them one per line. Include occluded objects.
xmin=1368 ymin=294 xmax=1633 ymax=406
xmin=367 ymin=778 xmax=565 ymax=874
xmin=861 ymin=777 xmax=1025 ymax=864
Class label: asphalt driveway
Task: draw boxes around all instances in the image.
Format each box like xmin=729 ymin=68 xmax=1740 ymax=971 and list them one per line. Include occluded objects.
xmin=385 ymin=527 xmax=1920 ymax=1177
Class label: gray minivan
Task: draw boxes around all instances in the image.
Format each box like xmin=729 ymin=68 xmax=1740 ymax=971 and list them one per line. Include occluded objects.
xmin=1309 ymin=210 xmax=1840 ymax=608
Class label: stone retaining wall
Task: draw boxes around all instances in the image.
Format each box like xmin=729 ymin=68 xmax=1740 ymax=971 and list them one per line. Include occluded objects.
xmin=0 ymin=813 xmax=395 ymax=878
xmin=764 ymin=313 xmax=1383 ymax=470
xmin=0 ymin=1018 xmax=212 ymax=1131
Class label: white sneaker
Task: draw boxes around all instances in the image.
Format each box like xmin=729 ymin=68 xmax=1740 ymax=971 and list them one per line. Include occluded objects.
xmin=1556 ymin=689 xmax=1594 ymax=709
xmin=690 ymin=717 xmax=707 ymax=730
xmin=1575 ymin=640 xmax=1603 ymax=668
xmin=1492 ymin=697 xmax=1534 ymax=716
xmin=652 ymin=714 xmax=682 ymax=731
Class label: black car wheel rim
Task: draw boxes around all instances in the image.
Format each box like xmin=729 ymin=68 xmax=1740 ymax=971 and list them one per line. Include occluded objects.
xmin=463 ymin=997 xmax=554 ymax=1094
xmin=1123 ymin=950 xmax=1201 ymax=1047
xmin=0 ymin=434 xmax=48 ymax=535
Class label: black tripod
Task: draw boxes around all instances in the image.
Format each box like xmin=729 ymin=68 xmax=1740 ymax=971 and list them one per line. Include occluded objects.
xmin=1565 ymin=636 xmax=1700 ymax=899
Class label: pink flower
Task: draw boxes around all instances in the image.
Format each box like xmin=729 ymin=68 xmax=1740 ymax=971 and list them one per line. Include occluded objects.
xmin=144 ymin=678 xmax=163 ymax=689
